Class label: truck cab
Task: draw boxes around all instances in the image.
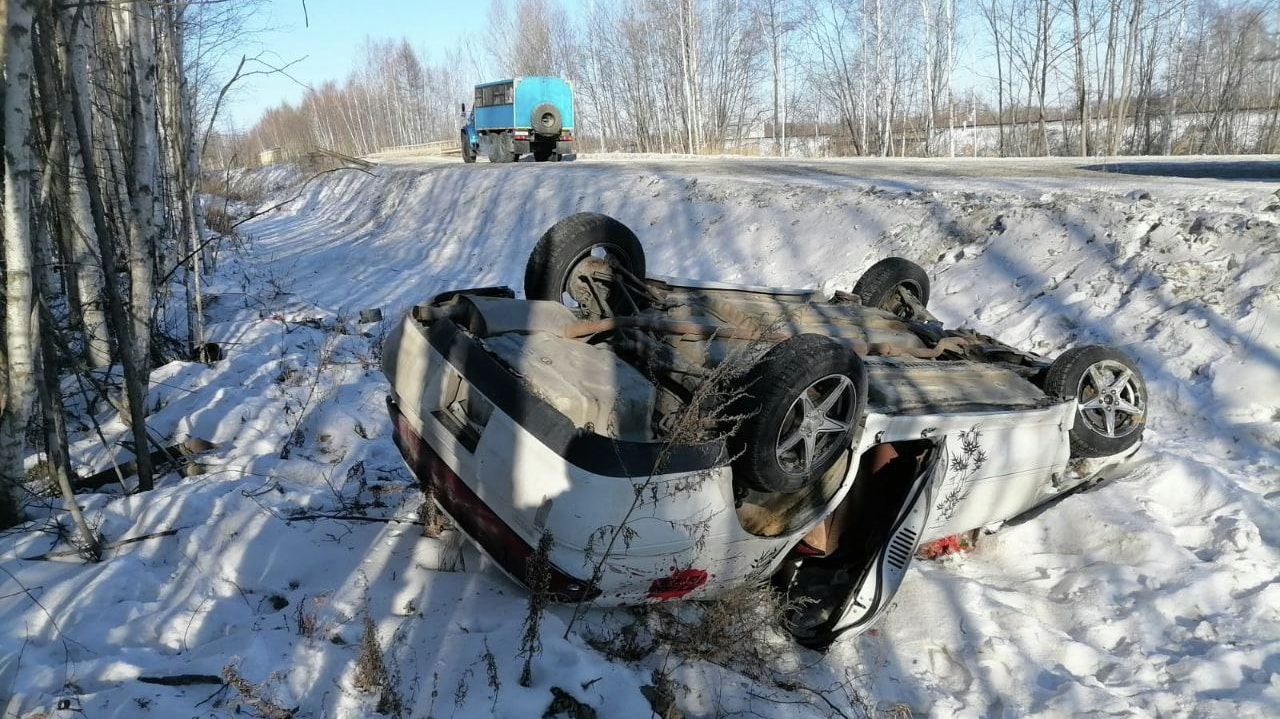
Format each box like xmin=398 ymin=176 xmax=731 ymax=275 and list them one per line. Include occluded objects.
xmin=462 ymin=76 xmax=575 ymax=163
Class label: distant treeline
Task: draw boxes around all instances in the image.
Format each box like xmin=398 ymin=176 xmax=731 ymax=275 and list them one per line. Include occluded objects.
xmin=211 ymin=0 xmax=1280 ymax=163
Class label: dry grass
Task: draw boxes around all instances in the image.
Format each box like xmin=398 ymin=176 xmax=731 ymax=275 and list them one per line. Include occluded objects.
xmin=518 ymin=531 xmax=555 ymax=687
xmin=352 ymin=614 xmax=404 ymax=716
xmin=200 ymin=172 xmax=267 ymax=204
xmin=204 ymin=206 xmax=236 ymax=235
xmin=221 ymin=665 xmax=295 ymax=719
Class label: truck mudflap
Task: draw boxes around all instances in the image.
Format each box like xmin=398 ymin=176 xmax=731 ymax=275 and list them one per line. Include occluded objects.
xmin=790 ymin=441 xmax=945 ymax=649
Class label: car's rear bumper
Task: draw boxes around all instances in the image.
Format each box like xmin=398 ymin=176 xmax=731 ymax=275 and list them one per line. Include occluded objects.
xmin=388 ymin=395 xmax=599 ymax=601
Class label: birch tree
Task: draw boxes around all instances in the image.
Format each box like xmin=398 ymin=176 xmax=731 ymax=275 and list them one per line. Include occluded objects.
xmin=759 ymin=0 xmax=797 ymax=155
xmin=2 ymin=0 xmax=38 ymax=527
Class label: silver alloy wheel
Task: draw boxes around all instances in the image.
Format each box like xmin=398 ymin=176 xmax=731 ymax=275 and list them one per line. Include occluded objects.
xmin=775 ymin=374 xmax=858 ymax=475
xmin=1076 ymin=359 xmax=1146 ymax=438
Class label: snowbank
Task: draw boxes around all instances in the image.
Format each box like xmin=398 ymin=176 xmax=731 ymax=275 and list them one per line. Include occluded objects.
xmin=3 ymin=155 xmax=1278 ymax=718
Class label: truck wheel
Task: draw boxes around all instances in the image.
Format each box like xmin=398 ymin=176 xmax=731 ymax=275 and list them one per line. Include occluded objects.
xmin=1044 ymin=345 xmax=1147 ymax=458
xmin=730 ymin=335 xmax=867 ymax=494
xmin=534 ymin=145 xmax=555 ymax=162
xmin=852 ymin=257 xmax=930 ymax=318
xmin=461 ymin=132 xmax=475 ymax=164
xmin=525 ymin=213 xmax=646 ymax=315
xmin=488 ymin=134 xmax=515 ymax=163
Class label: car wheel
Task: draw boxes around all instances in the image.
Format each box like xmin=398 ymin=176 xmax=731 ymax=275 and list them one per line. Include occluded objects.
xmin=1044 ymin=345 xmax=1147 ymax=458
xmin=524 ymin=213 xmax=646 ymax=315
xmin=731 ymin=335 xmax=867 ymax=494
xmin=852 ymin=257 xmax=930 ymax=318
xmin=461 ymin=132 xmax=475 ymax=163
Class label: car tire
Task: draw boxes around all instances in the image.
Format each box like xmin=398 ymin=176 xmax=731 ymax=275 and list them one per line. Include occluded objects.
xmin=524 ymin=213 xmax=646 ymax=313
xmin=853 ymin=257 xmax=930 ymax=317
xmin=731 ymin=335 xmax=867 ymax=494
xmin=531 ymin=102 xmax=563 ymax=135
xmin=461 ymin=132 xmax=475 ymax=164
xmin=1044 ymin=345 xmax=1147 ymax=458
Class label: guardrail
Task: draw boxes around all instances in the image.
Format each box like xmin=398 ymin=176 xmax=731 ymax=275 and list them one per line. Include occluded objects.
xmin=377 ymin=140 xmax=461 ymax=157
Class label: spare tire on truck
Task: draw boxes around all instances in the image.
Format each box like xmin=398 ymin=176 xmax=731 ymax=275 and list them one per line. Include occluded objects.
xmin=531 ymin=102 xmax=563 ymax=136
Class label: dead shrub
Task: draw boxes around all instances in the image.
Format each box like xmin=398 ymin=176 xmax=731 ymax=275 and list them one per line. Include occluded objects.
xmin=200 ymin=172 xmax=266 ymax=204
xmin=221 ymin=665 xmax=295 ymax=719
xmin=353 ymin=615 xmax=389 ymax=691
xmin=353 ymin=614 xmax=404 ymax=716
xmin=651 ymin=584 xmax=796 ymax=682
xmin=205 ymin=206 xmax=236 ymax=235
xmin=518 ymin=531 xmax=555 ymax=687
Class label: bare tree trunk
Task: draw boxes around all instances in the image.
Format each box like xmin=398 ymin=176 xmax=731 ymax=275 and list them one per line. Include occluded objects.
xmin=920 ymin=0 xmax=937 ymax=156
xmin=678 ymin=0 xmax=700 ymax=154
xmin=1110 ymin=0 xmax=1142 ymax=155
xmin=1035 ymin=0 xmax=1052 ymax=155
xmin=980 ymin=0 xmax=1007 ymax=156
xmin=860 ymin=8 xmax=869 ymax=154
xmin=59 ymin=3 xmax=112 ymax=367
xmin=766 ymin=0 xmax=786 ymax=156
xmin=32 ymin=204 xmax=103 ymax=560
xmin=121 ymin=0 xmax=160 ymax=374
xmin=1 ymin=0 xmax=39 ymax=528
xmin=66 ymin=5 xmax=155 ymax=493
xmin=1071 ymin=0 xmax=1090 ymax=156
xmin=1162 ymin=4 xmax=1187 ymax=154
xmin=944 ymin=0 xmax=955 ymax=157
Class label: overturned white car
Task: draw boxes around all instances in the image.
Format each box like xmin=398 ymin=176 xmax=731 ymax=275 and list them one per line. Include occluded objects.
xmin=382 ymin=213 xmax=1147 ymax=647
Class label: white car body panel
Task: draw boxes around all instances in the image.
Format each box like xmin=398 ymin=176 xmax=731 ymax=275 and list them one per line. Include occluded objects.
xmin=387 ymin=311 xmax=1081 ymax=606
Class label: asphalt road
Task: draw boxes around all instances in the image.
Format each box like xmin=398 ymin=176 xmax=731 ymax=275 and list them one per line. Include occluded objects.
xmin=379 ymin=152 xmax=1280 ymax=194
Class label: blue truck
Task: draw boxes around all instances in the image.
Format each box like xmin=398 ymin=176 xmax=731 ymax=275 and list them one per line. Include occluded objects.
xmin=461 ymin=76 xmax=575 ymax=163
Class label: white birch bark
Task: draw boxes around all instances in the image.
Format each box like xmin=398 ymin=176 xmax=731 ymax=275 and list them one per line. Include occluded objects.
xmin=920 ymin=0 xmax=937 ymax=156
xmin=2 ymin=0 xmax=38 ymax=526
xmin=61 ymin=3 xmax=111 ymax=367
xmin=124 ymin=0 xmax=160 ymax=370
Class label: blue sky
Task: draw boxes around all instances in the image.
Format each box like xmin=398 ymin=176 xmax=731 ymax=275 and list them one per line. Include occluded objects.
xmin=218 ymin=0 xmax=494 ymax=130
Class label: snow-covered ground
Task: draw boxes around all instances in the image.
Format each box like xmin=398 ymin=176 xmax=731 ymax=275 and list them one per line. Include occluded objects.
xmin=3 ymin=155 xmax=1279 ymax=718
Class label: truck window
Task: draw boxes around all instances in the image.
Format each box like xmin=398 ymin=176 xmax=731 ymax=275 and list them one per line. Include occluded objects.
xmin=475 ymin=82 xmax=514 ymax=108
xmin=493 ymin=82 xmax=513 ymax=105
